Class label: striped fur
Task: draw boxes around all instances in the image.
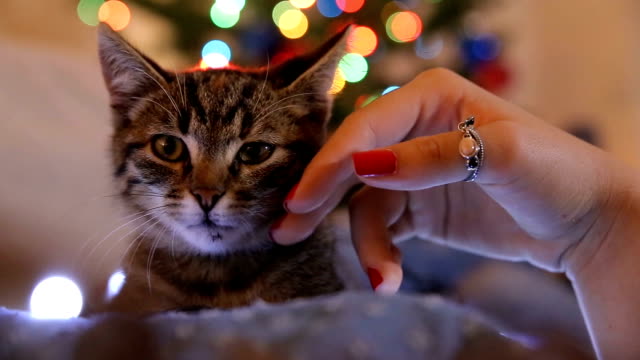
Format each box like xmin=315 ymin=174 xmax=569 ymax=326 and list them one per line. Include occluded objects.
xmin=88 ymin=24 xmax=355 ymax=315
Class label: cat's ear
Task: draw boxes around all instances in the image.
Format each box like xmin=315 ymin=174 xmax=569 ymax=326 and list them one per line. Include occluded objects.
xmin=273 ymin=25 xmax=352 ymax=102
xmin=97 ymin=23 xmax=170 ymax=113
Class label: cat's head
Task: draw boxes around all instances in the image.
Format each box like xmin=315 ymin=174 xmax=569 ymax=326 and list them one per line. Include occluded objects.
xmin=98 ymin=24 xmax=348 ymax=255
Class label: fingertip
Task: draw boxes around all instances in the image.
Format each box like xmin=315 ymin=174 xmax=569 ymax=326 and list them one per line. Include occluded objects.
xmin=366 ymin=261 xmax=403 ymax=294
xmin=269 ymin=216 xmax=302 ymax=246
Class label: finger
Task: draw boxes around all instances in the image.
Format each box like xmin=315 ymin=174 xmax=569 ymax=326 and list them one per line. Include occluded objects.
xmin=353 ymin=118 xmax=512 ymax=190
xmin=349 ymin=186 xmax=407 ymax=294
xmin=286 ymin=69 xmax=476 ymax=215
xmin=271 ymin=179 xmax=356 ymax=245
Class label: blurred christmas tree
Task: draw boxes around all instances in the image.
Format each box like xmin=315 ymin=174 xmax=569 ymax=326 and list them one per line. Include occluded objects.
xmin=78 ymin=0 xmax=510 ymax=125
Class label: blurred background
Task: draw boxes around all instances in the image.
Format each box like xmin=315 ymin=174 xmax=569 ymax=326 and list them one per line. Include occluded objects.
xmin=2 ymin=0 xmax=640 ymax=356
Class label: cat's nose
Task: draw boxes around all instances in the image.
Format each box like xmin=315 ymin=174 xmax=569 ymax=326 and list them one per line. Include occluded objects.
xmin=190 ymin=189 xmax=224 ymax=213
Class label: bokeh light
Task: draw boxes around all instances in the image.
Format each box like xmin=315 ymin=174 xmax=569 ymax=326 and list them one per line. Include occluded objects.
xmin=336 ymin=0 xmax=365 ymax=13
xmin=415 ymin=36 xmax=444 ymax=59
xmin=382 ymin=85 xmax=400 ymax=95
xmin=317 ymin=0 xmax=342 ymax=18
xmin=347 ymin=26 xmax=378 ymax=57
xmin=290 ymin=0 xmax=316 ymax=9
xmin=338 ymin=53 xmax=368 ymax=83
xmin=30 ymin=276 xmax=83 ymax=319
xmin=386 ymin=11 xmax=423 ymax=43
xmin=273 ymin=1 xmax=297 ymax=25
xmin=107 ymin=270 xmax=126 ymax=299
xmin=98 ymin=0 xmax=131 ymax=31
xmin=362 ymin=94 xmax=379 ymax=107
xmin=328 ymin=68 xmax=346 ymax=94
xmin=215 ymin=0 xmax=246 ymax=14
xmin=202 ymin=40 xmax=232 ymax=68
xmin=210 ymin=4 xmax=241 ymax=28
xmin=279 ymin=10 xmax=309 ymax=39
xmin=77 ymin=0 xmax=105 ymax=26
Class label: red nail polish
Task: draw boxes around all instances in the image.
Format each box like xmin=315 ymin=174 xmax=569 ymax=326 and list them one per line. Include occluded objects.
xmin=283 ymin=184 xmax=298 ymax=212
xmin=352 ymin=149 xmax=397 ymax=177
xmin=367 ymin=267 xmax=383 ymax=290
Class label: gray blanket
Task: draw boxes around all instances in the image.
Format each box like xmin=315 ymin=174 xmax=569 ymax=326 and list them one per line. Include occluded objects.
xmin=0 ymin=292 xmax=539 ymax=360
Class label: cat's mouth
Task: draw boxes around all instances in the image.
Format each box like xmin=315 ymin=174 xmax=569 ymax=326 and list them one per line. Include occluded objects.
xmin=185 ymin=218 xmax=234 ymax=242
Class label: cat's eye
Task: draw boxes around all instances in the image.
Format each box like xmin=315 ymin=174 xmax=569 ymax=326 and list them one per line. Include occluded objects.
xmin=151 ymin=135 xmax=187 ymax=162
xmin=237 ymin=142 xmax=275 ymax=165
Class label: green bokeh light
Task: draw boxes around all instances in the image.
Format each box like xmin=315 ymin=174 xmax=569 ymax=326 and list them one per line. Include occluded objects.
xmin=338 ymin=53 xmax=368 ymax=83
xmin=77 ymin=0 xmax=105 ymax=26
xmin=272 ymin=1 xmax=296 ymax=26
xmin=210 ymin=3 xmax=240 ymax=28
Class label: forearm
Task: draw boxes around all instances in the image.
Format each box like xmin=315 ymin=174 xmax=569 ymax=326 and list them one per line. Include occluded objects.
xmin=567 ymin=171 xmax=640 ymax=359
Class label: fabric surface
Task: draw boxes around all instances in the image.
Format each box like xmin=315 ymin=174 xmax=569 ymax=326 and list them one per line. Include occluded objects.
xmin=0 ymin=292 xmax=536 ymax=360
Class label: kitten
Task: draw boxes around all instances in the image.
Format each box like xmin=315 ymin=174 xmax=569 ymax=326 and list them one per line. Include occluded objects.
xmin=86 ymin=24 xmax=364 ymax=315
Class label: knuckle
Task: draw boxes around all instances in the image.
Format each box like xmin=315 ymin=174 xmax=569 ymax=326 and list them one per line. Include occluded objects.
xmin=415 ymin=136 xmax=444 ymax=163
xmin=418 ymin=67 xmax=460 ymax=84
xmin=484 ymin=121 xmax=523 ymax=178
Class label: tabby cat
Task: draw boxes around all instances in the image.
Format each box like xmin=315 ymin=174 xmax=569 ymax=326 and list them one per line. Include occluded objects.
xmin=87 ymin=24 xmax=364 ymax=315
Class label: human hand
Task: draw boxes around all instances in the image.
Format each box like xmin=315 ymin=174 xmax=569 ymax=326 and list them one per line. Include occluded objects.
xmin=270 ymin=68 xmax=623 ymax=294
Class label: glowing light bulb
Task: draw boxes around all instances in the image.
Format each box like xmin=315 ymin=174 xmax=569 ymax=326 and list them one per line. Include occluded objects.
xmin=273 ymin=1 xmax=296 ymax=25
xmin=347 ymin=26 xmax=378 ymax=57
xmin=328 ymin=68 xmax=346 ymax=94
xmin=202 ymin=40 xmax=232 ymax=69
xmin=279 ymin=10 xmax=309 ymax=39
xmin=290 ymin=0 xmax=316 ymax=9
xmin=338 ymin=53 xmax=368 ymax=83
xmin=336 ymin=0 xmax=365 ymax=13
xmin=382 ymin=86 xmax=400 ymax=95
xmin=210 ymin=4 xmax=241 ymax=28
xmin=98 ymin=0 xmax=131 ymax=31
xmin=77 ymin=0 xmax=105 ymax=26
xmin=107 ymin=270 xmax=126 ymax=299
xmin=316 ymin=0 xmax=342 ymax=18
xmin=386 ymin=11 xmax=423 ymax=43
xmin=30 ymin=276 xmax=83 ymax=319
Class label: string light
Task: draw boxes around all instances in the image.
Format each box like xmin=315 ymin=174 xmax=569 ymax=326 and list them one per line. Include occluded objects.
xmin=290 ymin=0 xmax=316 ymax=9
xmin=279 ymin=10 xmax=309 ymax=39
xmin=316 ymin=0 xmax=342 ymax=18
xmin=98 ymin=0 xmax=131 ymax=31
xmin=338 ymin=53 xmax=368 ymax=83
xmin=202 ymin=40 xmax=232 ymax=68
xmin=347 ymin=25 xmax=378 ymax=57
xmin=273 ymin=1 xmax=295 ymax=25
xmin=386 ymin=11 xmax=422 ymax=43
xmin=30 ymin=276 xmax=83 ymax=319
xmin=415 ymin=36 xmax=444 ymax=59
xmin=107 ymin=270 xmax=126 ymax=299
xmin=328 ymin=68 xmax=346 ymax=94
xmin=77 ymin=0 xmax=105 ymax=26
xmin=336 ymin=0 xmax=365 ymax=13
xmin=382 ymin=86 xmax=400 ymax=95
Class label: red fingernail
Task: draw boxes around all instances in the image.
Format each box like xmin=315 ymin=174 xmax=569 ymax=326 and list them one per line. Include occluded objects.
xmin=367 ymin=267 xmax=383 ymax=290
xmin=269 ymin=216 xmax=285 ymax=242
xmin=283 ymin=184 xmax=298 ymax=212
xmin=352 ymin=149 xmax=397 ymax=177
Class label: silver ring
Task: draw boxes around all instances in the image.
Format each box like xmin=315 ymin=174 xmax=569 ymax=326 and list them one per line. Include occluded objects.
xmin=458 ymin=116 xmax=484 ymax=182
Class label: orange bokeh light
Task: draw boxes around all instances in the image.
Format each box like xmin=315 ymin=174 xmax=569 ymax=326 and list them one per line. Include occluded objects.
xmin=387 ymin=11 xmax=422 ymax=43
xmin=336 ymin=0 xmax=365 ymax=13
xmin=99 ymin=1 xmax=131 ymax=31
xmin=347 ymin=26 xmax=378 ymax=57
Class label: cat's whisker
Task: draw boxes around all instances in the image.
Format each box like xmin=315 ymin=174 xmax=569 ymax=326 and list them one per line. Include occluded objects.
xmin=134 ymin=68 xmax=181 ymax=115
xmin=252 ymin=53 xmax=270 ymax=113
xmin=254 ymin=92 xmax=322 ymax=119
xmin=254 ymin=104 xmax=302 ymax=124
xmin=120 ymin=217 xmax=166 ymax=281
xmin=129 ymin=96 xmax=178 ymax=123
xmin=172 ymin=69 xmax=187 ymax=108
xmin=81 ymin=205 xmax=171 ymax=263
xmin=146 ymin=223 xmax=169 ymax=293
xmin=171 ymin=227 xmax=178 ymax=266
xmin=96 ymin=213 xmax=165 ymax=271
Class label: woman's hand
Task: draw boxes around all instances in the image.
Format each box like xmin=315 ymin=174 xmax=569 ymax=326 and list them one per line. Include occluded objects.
xmin=270 ymin=68 xmax=623 ymax=292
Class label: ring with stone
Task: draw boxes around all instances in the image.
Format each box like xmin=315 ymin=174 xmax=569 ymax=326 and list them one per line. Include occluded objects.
xmin=457 ymin=116 xmax=484 ymax=182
